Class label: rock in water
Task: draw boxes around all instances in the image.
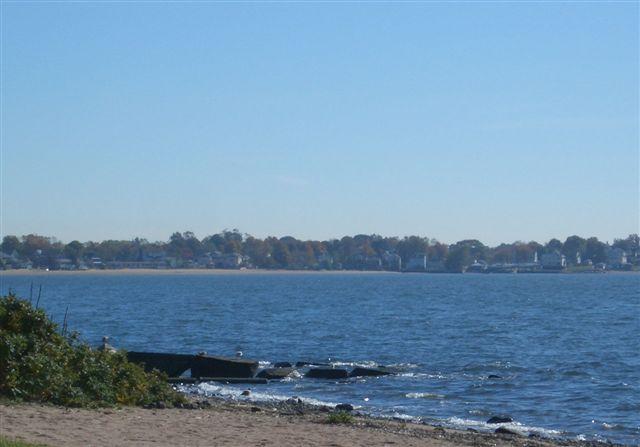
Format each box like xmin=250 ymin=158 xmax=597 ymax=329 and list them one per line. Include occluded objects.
xmin=256 ymin=367 xmax=295 ymax=380
xmin=126 ymin=352 xmax=194 ymax=377
xmin=487 ymin=416 xmax=513 ymax=424
xmin=349 ymin=366 xmax=393 ymax=377
xmin=335 ymin=403 xmax=354 ymax=412
xmin=305 ymin=368 xmax=349 ymax=379
xmin=191 ymin=354 xmax=258 ymax=378
xmin=241 ymin=390 xmax=251 ymax=396
xmin=274 ymin=362 xmax=293 ymax=368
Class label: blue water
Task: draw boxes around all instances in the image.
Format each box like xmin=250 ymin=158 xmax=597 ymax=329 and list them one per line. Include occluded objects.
xmin=2 ymin=272 xmax=639 ymax=444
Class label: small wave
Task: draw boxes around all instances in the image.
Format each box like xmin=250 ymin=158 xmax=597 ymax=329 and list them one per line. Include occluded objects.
xmin=601 ymin=422 xmax=625 ymax=431
xmin=445 ymin=416 xmax=562 ymax=438
xmin=180 ymin=381 xmax=338 ymax=408
xmin=330 ymin=360 xmax=378 ymax=368
xmin=405 ymin=392 xmax=445 ymax=399
xmin=387 ymin=362 xmax=420 ymax=369
xmin=258 ymin=360 xmax=272 ymax=368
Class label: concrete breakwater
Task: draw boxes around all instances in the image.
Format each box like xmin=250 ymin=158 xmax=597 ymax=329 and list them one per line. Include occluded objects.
xmin=126 ymin=351 xmax=394 ymax=382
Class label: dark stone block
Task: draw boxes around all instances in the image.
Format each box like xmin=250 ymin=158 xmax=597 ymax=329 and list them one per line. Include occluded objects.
xmin=127 ymin=352 xmax=194 ymax=377
xmin=192 ymin=354 xmax=258 ymax=378
xmin=487 ymin=416 xmax=513 ymax=424
xmin=305 ymin=368 xmax=349 ymax=379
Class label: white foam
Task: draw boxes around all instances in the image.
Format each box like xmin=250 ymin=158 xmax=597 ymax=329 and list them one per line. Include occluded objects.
xmin=445 ymin=416 xmax=562 ymax=438
xmin=330 ymin=360 xmax=378 ymax=368
xmin=405 ymin=392 xmax=445 ymax=399
xmin=180 ymin=381 xmax=338 ymax=408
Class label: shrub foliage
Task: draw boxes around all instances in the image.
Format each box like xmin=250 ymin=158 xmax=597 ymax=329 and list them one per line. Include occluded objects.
xmin=0 ymin=293 xmax=185 ymax=407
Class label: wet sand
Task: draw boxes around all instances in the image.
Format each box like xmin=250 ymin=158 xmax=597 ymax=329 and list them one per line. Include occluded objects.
xmin=0 ymin=399 xmax=606 ymax=447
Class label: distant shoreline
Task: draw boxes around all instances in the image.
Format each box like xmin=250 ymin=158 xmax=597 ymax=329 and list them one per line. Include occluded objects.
xmin=0 ymin=268 xmax=400 ymax=276
xmin=0 ymin=268 xmax=637 ymax=276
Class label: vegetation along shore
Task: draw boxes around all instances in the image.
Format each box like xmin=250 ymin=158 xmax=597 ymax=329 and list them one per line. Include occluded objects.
xmin=1 ymin=232 xmax=638 ymax=273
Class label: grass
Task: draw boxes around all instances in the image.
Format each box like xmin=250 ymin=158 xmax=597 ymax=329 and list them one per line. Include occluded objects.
xmin=326 ymin=411 xmax=355 ymax=424
xmin=0 ymin=437 xmax=46 ymax=447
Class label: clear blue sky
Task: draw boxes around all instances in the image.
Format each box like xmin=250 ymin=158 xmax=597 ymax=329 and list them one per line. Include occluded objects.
xmin=1 ymin=2 xmax=638 ymax=246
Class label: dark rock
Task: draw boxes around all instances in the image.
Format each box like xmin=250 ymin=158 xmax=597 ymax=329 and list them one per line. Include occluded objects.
xmin=349 ymin=367 xmax=393 ymax=377
xmin=495 ymin=427 xmax=520 ymax=436
xmin=241 ymin=390 xmax=251 ymax=396
xmin=305 ymin=368 xmax=349 ymax=379
xmin=251 ymin=406 xmax=262 ymax=412
xmin=192 ymin=354 xmax=259 ymax=378
xmin=319 ymin=406 xmax=331 ymax=413
xmin=335 ymin=403 xmax=354 ymax=412
xmin=274 ymin=362 xmax=293 ymax=368
xmin=256 ymin=367 xmax=295 ymax=380
xmin=487 ymin=375 xmax=503 ymax=379
xmin=467 ymin=428 xmax=478 ymax=433
xmin=155 ymin=401 xmax=166 ymax=409
xmin=127 ymin=352 xmax=194 ymax=377
xmin=487 ymin=416 xmax=513 ymax=424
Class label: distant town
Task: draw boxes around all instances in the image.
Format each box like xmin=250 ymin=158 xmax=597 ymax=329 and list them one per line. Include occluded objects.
xmin=0 ymin=232 xmax=638 ymax=274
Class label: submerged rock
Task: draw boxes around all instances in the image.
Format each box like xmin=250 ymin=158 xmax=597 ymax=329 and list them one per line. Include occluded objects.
xmin=256 ymin=367 xmax=295 ymax=380
xmin=305 ymin=368 xmax=349 ymax=379
xmin=487 ymin=416 xmax=513 ymax=424
xmin=487 ymin=374 xmax=503 ymax=379
xmin=296 ymin=361 xmax=331 ymax=367
xmin=349 ymin=366 xmax=393 ymax=377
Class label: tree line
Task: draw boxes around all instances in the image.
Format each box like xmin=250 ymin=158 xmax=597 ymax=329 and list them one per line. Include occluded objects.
xmin=1 ymin=231 xmax=638 ymax=271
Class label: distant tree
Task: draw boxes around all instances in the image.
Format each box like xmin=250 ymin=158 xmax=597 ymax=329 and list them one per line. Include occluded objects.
xmin=562 ymin=236 xmax=586 ymax=264
xmin=64 ymin=240 xmax=84 ymax=264
xmin=272 ymin=240 xmax=292 ymax=268
xmin=1 ymin=235 xmax=20 ymax=254
xmin=428 ymin=242 xmax=449 ymax=261
xmin=545 ymin=238 xmax=563 ymax=253
xmin=612 ymin=234 xmax=639 ymax=254
xmin=445 ymin=245 xmax=471 ymax=272
xmin=513 ymin=243 xmax=534 ymax=263
xmin=450 ymin=240 xmax=487 ymax=261
xmin=584 ymin=237 xmax=607 ymax=263
xmin=397 ymin=236 xmax=429 ymax=263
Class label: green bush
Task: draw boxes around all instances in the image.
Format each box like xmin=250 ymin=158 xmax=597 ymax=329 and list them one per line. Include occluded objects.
xmin=326 ymin=411 xmax=354 ymax=424
xmin=0 ymin=293 xmax=185 ymax=407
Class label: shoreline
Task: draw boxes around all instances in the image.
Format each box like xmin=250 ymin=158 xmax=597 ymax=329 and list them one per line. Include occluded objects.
xmin=0 ymin=396 xmax=618 ymax=447
xmin=0 ymin=268 xmax=637 ymax=277
xmin=0 ymin=268 xmax=400 ymax=276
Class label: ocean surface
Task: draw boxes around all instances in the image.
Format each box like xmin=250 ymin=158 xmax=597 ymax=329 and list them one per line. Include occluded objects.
xmin=2 ymin=272 xmax=639 ymax=444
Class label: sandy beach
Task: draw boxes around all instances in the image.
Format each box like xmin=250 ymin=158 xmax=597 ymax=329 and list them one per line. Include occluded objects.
xmin=0 ymin=398 xmax=601 ymax=447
